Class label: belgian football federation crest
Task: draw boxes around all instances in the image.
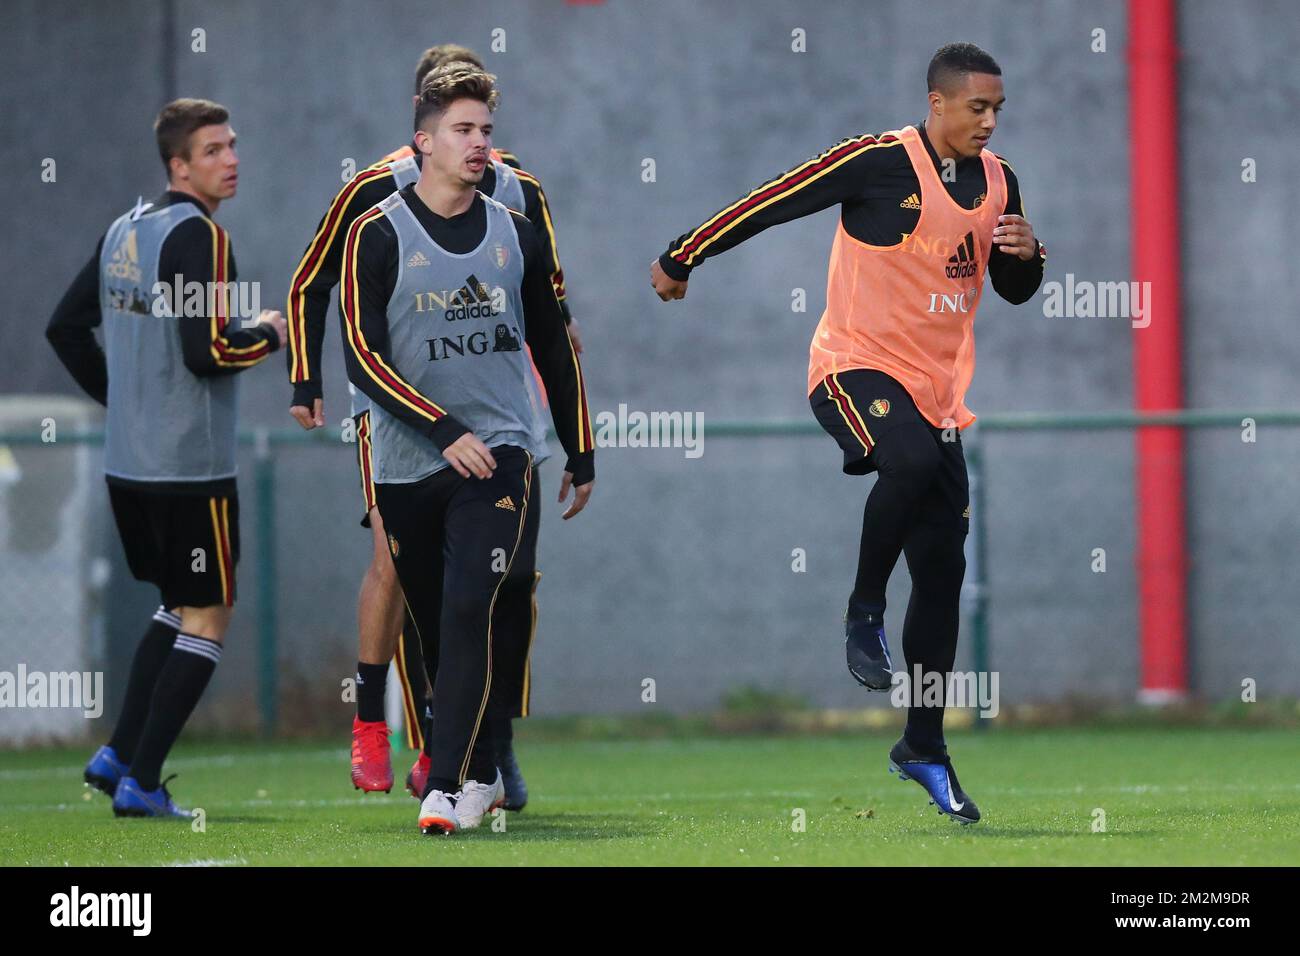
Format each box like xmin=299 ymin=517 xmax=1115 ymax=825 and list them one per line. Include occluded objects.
xmin=493 ymin=242 xmax=510 ymax=270
xmin=869 ymin=398 xmax=891 ymax=418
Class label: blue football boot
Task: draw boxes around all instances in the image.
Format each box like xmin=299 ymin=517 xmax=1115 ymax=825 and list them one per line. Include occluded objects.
xmin=83 ymin=744 xmax=128 ymax=797
xmin=845 ymin=604 xmax=893 ymax=690
xmin=112 ymin=775 xmax=191 ymax=819
xmin=888 ymin=737 xmax=981 ymax=825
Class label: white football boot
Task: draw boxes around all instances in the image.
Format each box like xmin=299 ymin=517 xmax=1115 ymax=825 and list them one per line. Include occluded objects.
xmin=418 ymin=789 xmax=459 ymax=836
xmin=454 ymin=770 xmax=505 ymax=829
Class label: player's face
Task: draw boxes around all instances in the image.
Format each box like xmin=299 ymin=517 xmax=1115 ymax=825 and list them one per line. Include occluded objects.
xmin=938 ymin=73 xmax=1004 ymax=158
xmin=420 ymin=98 xmax=493 ymax=187
xmin=171 ymin=124 xmax=239 ymax=206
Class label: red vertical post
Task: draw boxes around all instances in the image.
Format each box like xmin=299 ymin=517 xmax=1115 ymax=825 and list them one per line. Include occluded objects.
xmin=1128 ymin=0 xmax=1188 ymax=701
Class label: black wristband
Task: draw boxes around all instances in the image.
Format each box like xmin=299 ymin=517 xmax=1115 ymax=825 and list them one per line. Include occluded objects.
xmin=291 ymin=380 xmax=322 ymax=408
xmin=658 ymin=252 xmax=692 ymax=283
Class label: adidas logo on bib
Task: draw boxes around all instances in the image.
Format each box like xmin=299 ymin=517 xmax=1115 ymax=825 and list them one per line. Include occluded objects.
xmin=945 ymin=232 xmax=978 ymax=279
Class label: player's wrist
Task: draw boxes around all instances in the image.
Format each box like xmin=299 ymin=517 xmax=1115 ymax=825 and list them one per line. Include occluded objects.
xmin=291 ymin=381 xmax=322 ymax=407
xmin=658 ymin=252 xmax=691 ymax=283
xmin=257 ymin=322 xmax=283 ymax=353
xmin=429 ymin=416 xmax=471 ymax=452
xmin=566 ymin=451 xmax=595 ymax=486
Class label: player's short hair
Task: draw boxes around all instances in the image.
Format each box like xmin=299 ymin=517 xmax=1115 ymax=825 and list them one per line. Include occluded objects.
xmin=414 ymin=62 xmax=499 ymax=131
xmin=926 ymin=43 xmax=1002 ymax=95
xmin=154 ymin=98 xmax=229 ymax=171
xmin=414 ymin=44 xmax=485 ymax=94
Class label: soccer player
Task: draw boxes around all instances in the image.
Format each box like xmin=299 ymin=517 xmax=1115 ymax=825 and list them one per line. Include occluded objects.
xmin=650 ymin=43 xmax=1045 ymax=824
xmin=342 ymin=63 xmax=593 ymax=834
xmin=286 ymin=44 xmax=573 ymax=807
xmin=47 ymin=98 xmax=287 ymax=817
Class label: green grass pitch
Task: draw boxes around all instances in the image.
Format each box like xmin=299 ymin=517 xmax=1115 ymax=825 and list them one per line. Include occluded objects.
xmin=2 ymin=727 xmax=1297 ymax=866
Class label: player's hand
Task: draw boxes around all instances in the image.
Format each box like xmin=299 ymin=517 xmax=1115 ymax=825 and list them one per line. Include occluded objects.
xmin=567 ymin=317 xmax=584 ymax=354
xmin=443 ymin=432 xmax=496 ymax=479
xmin=650 ymin=259 xmax=689 ymax=301
xmin=256 ymin=309 xmax=288 ymax=347
xmin=992 ymin=214 xmax=1038 ymax=261
xmin=289 ymin=398 xmax=324 ymax=430
xmin=558 ymin=473 xmax=593 ymax=520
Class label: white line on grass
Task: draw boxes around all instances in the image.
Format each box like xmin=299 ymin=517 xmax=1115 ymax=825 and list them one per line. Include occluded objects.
xmin=0 ymin=748 xmax=346 ymax=781
xmin=164 ymin=857 xmax=248 ymax=867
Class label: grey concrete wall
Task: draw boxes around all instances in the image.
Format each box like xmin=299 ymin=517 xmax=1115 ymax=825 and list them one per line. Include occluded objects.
xmin=1179 ymin=0 xmax=1300 ymax=700
xmin=1 ymin=0 xmax=1296 ymax=731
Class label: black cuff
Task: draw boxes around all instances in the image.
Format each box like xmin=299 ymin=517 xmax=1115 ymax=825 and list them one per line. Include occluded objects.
xmin=258 ymin=324 xmax=282 ymax=353
xmin=1014 ymin=243 xmax=1046 ymax=274
xmin=429 ymin=416 xmax=471 ymax=452
xmin=291 ymin=380 xmax=323 ymax=408
xmin=565 ymin=451 xmax=595 ymax=487
xmin=658 ymin=252 xmax=692 ymax=283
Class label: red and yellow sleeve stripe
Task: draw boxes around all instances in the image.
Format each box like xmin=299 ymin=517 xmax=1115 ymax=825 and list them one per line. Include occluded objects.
xmin=287 ymin=164 xmax=397 ymax=383
xmin=205 ymin=221 xmax=270 ymax=368
xmin=566 ymin=331 xmax=593 ymax=453
xmin=515 ymin=169 xmax=566 ymax=303
xmin=340 ymin=207 xmax=449 ymax=425
xmin=668 ymin=133 xmax=902 ymax=268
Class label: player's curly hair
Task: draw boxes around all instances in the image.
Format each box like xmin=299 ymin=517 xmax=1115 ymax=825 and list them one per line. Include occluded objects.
xmin=414 ymin=43 xmax=484 ymax=94
xmin=414 ymin=62 xmax=499 ymax=131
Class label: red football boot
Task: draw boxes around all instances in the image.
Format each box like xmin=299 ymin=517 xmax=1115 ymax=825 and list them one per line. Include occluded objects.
xmin=350 ymin=717 xmax=393 ymax=793
xmin=405 ymin=751 xmax=431 ymax=799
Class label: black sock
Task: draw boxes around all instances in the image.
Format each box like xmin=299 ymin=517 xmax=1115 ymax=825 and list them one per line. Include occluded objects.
xmin=128 ymin=633 xmax=221 ymax=792
xmin=355 ymin=662 xmax=389 ymax=723
xmin=420 ymin=698 xmax=433 ymax=754
xmin=421 ymin=697 xmax=436 ymax=759
xmin=424 ymin=775 xmax=460 ymax=798
xmin=421 ymin=720 xmax=495 ymax=790
xmin=903 ymin=723 xmax=946 ymax=758
xmin=467 ymin=723 xmax=497 ymax=783
xmin=107 ymin=607 xmax=180 ymax=763
xmin=899 ymin=520 xmax=966 ymax=761
xmin=488 ymin=713 xmax=514 ymax=759
xmin=847 ymin=598 xmax=886 ymax=628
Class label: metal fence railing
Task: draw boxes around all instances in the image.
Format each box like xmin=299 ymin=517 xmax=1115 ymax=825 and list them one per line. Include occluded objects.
xmin=2 ymin=408 xmax=1296 ymax=734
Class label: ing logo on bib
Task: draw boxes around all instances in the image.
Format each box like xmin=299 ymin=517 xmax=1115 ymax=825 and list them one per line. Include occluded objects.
xmin=869 ymin=399 xmax=891 ymax=418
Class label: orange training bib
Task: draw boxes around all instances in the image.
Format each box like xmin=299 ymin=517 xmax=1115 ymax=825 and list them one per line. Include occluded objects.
xmin=807 ymin=125 xmax=1007 ymax=430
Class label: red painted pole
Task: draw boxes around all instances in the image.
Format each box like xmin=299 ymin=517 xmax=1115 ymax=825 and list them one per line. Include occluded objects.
xmin=1128 ymin=0 xmax=1188 ymax=702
